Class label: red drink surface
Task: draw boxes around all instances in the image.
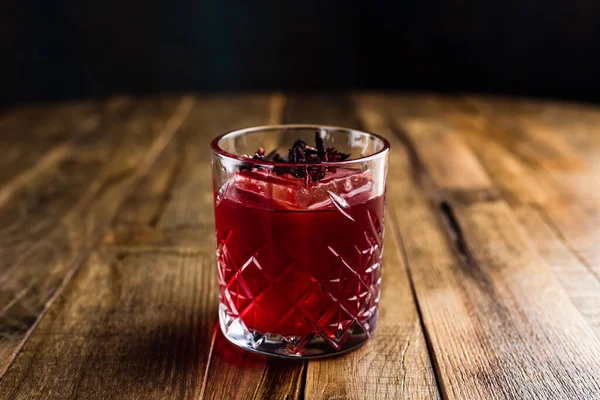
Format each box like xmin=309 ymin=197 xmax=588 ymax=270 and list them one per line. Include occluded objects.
xmin=215 ymin=169 xmax=384 ymax=348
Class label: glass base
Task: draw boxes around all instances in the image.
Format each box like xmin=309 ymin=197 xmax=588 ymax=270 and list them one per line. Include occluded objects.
xmin=218 ymin=304 xmax=378 ymax=358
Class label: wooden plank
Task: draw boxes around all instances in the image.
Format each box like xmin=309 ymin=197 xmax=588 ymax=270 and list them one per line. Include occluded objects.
xmin=445 ymin=199 xmax=600 ymax=398
xmin=454 ymin=115 xmax=600 ymax=300
xmin=479 ymin=98 xmax=600 ymax=256
xmin=0 ymin=97 xmax=134 ymax=367
xmin=464 ymin=97 xmax=600 ymax=203
xmin=203 ymin=334 xmax=305 ymax=400
xmin=382 ymin=94 xmax=600 ymax=334
xmin=394 ymin=118 xmax=491 ymax=191
xmin=444 ymin=98 xmax=600 ymax=319
xmin=293 ymin=94 xmax=440 ymax=400
xmin=0 ymin=95 xmax=191 ymax=375
xmin=349 ymin=94 xmax=600 ymax=336
xmin=0 ymin=95 xmax=277 ymax=399
xmin=513 ymin=204 xmax=600 ymax=335
xmin=463 ymin=95 xmax=600 ymax=169
xmin=0 ymin=101 xmax=96 ymax=189
xmin=438 ymin=112 xmax=559 ymax=206
xmin=504 ymin=104 xmax=600 ymax=275
xmin=0 ymin=100 xmax=104 ymax=209
xmin=358 ymin=94 xmax=600 ymax=399
xmin=464 ymin=99 xmax=584 ymax=171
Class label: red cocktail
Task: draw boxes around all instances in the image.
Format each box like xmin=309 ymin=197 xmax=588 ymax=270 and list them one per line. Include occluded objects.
xmin=212 ymin=126 xmax=389 ymax=357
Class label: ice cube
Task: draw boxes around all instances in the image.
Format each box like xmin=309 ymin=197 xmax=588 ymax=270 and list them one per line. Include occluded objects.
xmin=227 ymin=168 xmax=372 ymax=210
xmin=301 ymin=169 xmax=372 ymax=209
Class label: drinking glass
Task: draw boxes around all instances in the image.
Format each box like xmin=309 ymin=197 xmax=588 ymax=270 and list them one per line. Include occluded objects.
xmin=211 ymin=125 xmax=390 ymax=358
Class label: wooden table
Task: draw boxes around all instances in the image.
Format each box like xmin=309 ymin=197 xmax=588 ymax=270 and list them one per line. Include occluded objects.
xmin=1 ymin=93 xmax=600 ymax=399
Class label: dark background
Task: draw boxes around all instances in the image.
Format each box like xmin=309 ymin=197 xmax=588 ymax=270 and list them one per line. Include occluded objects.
xmin=3 ymin=1 xmax=600 ymax=106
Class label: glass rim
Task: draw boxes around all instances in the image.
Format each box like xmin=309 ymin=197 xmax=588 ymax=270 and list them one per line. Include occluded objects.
xmin=211 ymin=124 xmax=391 ymax=168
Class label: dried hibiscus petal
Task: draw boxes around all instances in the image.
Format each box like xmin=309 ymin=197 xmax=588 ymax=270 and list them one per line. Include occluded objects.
xmin=239 ymin=132 xmax=351 ymax=184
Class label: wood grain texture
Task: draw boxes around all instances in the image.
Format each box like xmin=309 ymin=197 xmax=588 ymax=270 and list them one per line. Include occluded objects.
xmin=0 ymin=101 xmax=101 ymax=364
xmin=357 ymin=93 xmax=600 ymax=399
xmin=513 ymin=204 xmax=600 ymax=335
xmin=203 ymin=333 xmax=305 ymax=400
xmin=2 ymin=92 xmax=600 ymax=399
xmin=0 ymin=95 xmax=272 ymax=399
xmin=465 ymin=98 xmax=600 ymax=275
xmin=0 ymin=101 xmax=96 ymax=191
xmin=439 ymin=96 xmax=600 ymax=331
xmin=295 ymin=94 xmax=440 ymax=400
xmin=462 ymin=97 xmax=600 ymax=207
xmin=0 ymin=96 xmax=190 ymax=371
xmin=365 ymin=94 xmax=600 ymax=337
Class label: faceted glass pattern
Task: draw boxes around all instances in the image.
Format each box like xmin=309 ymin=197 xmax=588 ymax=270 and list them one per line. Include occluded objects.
xmin=211 ymin=125 xmax=389 ymax=358
xmin=215 ymin=181 xmax=384 ymax=356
